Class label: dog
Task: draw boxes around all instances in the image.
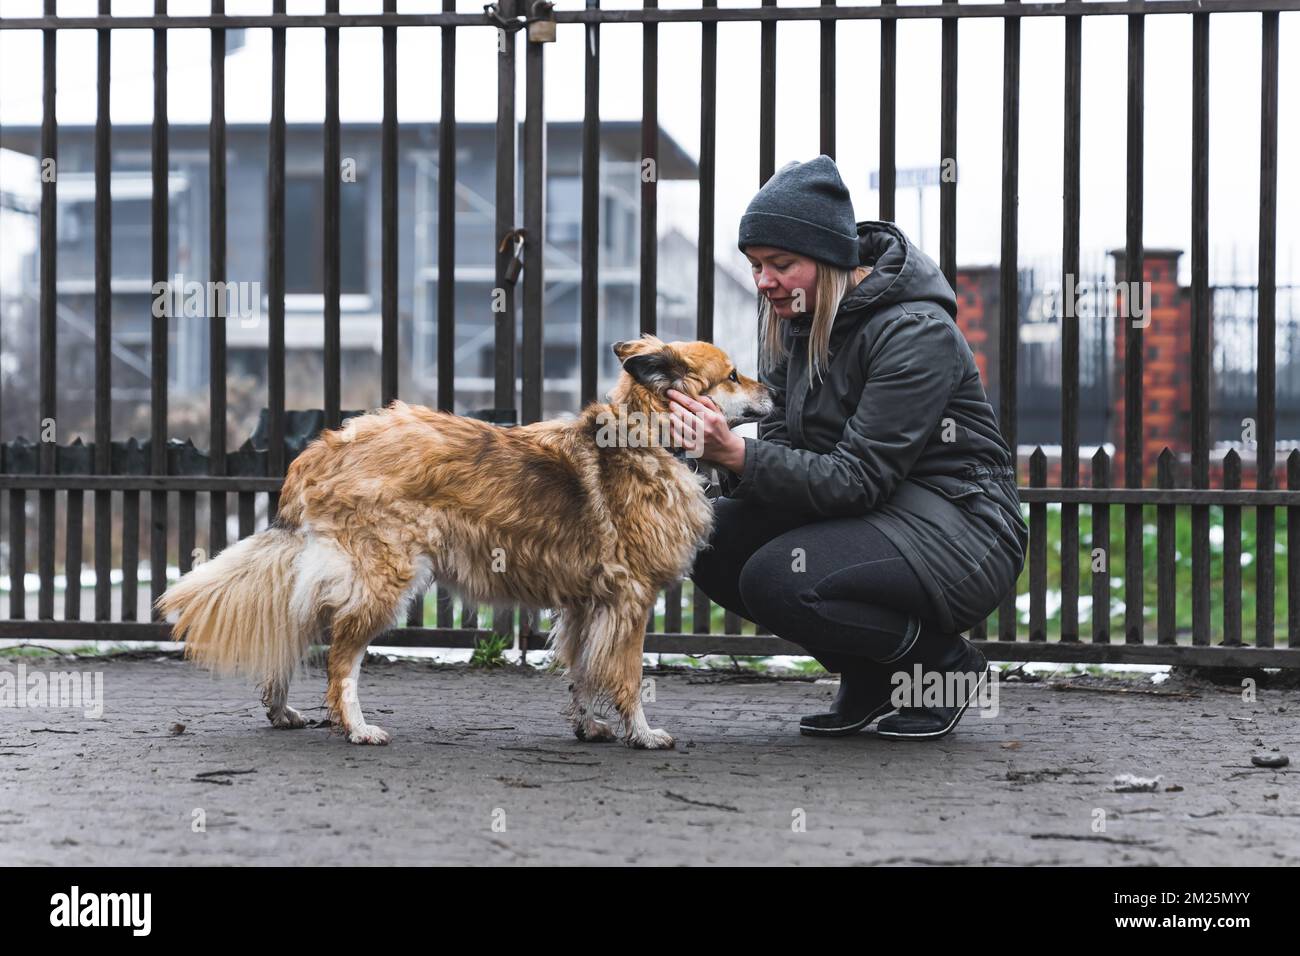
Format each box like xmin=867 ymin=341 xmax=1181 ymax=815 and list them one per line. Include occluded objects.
xmin=155 ymin=334 xmax=774 ymax=748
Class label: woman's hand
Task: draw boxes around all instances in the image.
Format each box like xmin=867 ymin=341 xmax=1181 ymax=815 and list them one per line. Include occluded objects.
xmin=665 ymin=388 xmax=746 ymax=474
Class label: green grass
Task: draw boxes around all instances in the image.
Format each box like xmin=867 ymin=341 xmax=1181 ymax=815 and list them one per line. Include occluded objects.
xmin=468 ymin=633 xmax=511 ymax=668
xmin=1021 ymin=501 xmax=1290 ymax=643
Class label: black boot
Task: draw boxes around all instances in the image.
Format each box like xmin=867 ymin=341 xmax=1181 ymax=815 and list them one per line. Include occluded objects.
xmin=797 ymin=617 xmax=922 ymax=737
xmin=875 ymin=632 xmax=989 ymax=740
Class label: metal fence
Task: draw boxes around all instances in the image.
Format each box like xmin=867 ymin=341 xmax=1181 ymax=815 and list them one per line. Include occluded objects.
xmin=0 ymin=1 xmax=1297 ymax=667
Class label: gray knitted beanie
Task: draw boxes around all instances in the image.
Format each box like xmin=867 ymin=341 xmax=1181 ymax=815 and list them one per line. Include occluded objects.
xmin=737 ymin=155 xmax=860 ymax=269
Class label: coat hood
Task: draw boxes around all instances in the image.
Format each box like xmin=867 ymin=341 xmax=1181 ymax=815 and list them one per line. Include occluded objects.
xmin=837 ymin=221 xmax=958 ymax=321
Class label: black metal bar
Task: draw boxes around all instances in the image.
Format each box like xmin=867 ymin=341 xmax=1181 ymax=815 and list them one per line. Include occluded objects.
xmin=65 ymin=489 xmax=82 ymax=620
xmin=1257 ymin=11 xmax=1279 ymax=648
xmin=0 ymin=476 xmax=282 ymax=492
xmin=640 ymin=0 xmax=658 ymax=338
xmin=1290 ymin=452 xmax=1299 ymax=646
xmin=493 ymin=0 xmax=519 ymax=641
xmin=6 ymin=0 xmax=1300 ymax=32
xmin=1156 ymin=448 xmax=1175 ymax=644
xmin=438 ymin=0 xmax=456 ymax=413
xmin=149 ymin=0 xmax=169 ymax=617
xmin=179 ymin=489 xmax=196 ymax=576
xmin=1190 ymin=11 xmax=1210 ymax=647
xmin=694 ymin=0 xmax=717 ymax=637
xmin=993 ymin=1 xmax=1021 ymax=643
xmin=580 ymin=0 xmax=601 ymax=408
xmin=382 ymin=0 xmax=399 ymax=407
xmin=664 ymin=584 xmax=681 ymax=636
xmin=1223 ymin=450 xmax=1242 ymax=646
xmin=267 ymin=0 xmax=286 ymax=523
xmin=1028 ymin=448 xmax=1045 ymax=640
xmin=939 ymin=0 xmax=957 ymax=285
xmin=521 ymin=20 xmax=545 ymax=425
xmin=38 ymin=0 xmax=57 ymax=620
xmin=122 ymin=490 xmax=139 ymax=621
xmin=94 ymin=0 xmax=112 ymax=621
xmin=9 ymin=2 xmax=1300 ymax=30
xmin=435 ymin=580 xmax=452 ymax=634
xmin=758 ymin=0 xmax=775 ymax=187
xmin=209 ymin=0 xmax=228 ymax=559
xmin=324 ymin=0 xmax=342 ymax=431
xmin=879 ymin=0 xmax=895 ymax=220
xmin=1091 ymin=448 xmax=1111 ymax=642
xmin=425 ymin=0 xmax=459 ymax=629
xmin=8 ymin=491 xmax=25 ymax=620
xmin=820 ymin=0 xmax=835 ymax=158
xmin=1060 ymin=6 xmax=1079 ymax=644
xmin=238 ymin=492 xmax=254 ymax=540
xmin=1123 ymin=9 xmax=1144 ymax=645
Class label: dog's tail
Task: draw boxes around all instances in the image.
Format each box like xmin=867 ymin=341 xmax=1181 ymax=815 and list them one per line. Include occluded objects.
xmin=155 ymin=526 xmax=318 ymax=686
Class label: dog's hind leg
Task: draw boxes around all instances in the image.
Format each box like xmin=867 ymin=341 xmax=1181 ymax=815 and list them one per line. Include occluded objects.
xmin=552 ymin=604 xmax=618 ymax=743
xmin=322 ymin=557 xmax=412 ymax=745
xmin=325 ymin=613 xmax=392 ymax=745
xmin=261 ymin=675 xmax=308 ymax=729
xmin=584 ymin=597 xmax=674 ymax=750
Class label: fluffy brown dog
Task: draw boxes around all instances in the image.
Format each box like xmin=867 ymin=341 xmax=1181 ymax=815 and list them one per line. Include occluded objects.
xmin=155 ymin=334 xmax=773 ymax=748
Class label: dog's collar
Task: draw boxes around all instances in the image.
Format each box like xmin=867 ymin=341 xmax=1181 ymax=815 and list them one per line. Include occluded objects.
xmin=668 ymin=446 xmax=716 ymax=493
xmin=668 ymin=446 xmax=699 ymax=467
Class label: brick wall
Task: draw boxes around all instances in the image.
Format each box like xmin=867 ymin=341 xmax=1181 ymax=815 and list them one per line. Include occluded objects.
xmin=954 ymin=253 xmax=1290 ymax=490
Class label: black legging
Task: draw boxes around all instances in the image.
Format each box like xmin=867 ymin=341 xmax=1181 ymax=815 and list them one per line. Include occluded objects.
xmin=689 ymin=496 xmax=956 ymax=672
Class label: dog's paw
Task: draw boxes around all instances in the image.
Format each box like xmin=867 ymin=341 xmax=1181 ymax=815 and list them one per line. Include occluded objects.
xmin=268 ymin=706 xmax=308 ymax=729
xmin=347 ymin=723 xmax=392 ymax=745
xmin=626 ymin=727 xmax=675 ymax=750
xmin=574 ymin=717 xmax=618 ymax=743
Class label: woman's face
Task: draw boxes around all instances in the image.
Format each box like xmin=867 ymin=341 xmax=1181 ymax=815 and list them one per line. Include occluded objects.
xmin=744 ymin=246 xmax=818 ymax=321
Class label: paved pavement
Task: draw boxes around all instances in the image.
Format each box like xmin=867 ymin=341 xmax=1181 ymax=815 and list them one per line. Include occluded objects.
xmin=1 ymin=652 xmax=1297 ymax=865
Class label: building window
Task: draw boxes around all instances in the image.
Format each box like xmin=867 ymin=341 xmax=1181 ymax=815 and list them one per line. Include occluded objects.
xmin=284 ymin=176 xmax=366 ymax=294
xmin=547 ymin=175 xmax=581 ymax=244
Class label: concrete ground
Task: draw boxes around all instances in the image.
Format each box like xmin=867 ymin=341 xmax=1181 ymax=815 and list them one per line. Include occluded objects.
xmin=1 ymin=651 xmax=1298 ymax=866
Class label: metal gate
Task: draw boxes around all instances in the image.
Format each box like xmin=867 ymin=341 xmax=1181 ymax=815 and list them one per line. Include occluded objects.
xmin=0 ymin=1 xmax=1296 ymax=667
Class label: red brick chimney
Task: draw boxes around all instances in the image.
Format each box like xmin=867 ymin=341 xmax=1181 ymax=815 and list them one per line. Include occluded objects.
xmin=953 ymin=265 xmax=1000 ymax=396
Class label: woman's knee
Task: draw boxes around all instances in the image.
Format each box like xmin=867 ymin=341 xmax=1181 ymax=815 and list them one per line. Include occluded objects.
xmin=690 ymin=498 xmax=807 ymax=613
xmin=737 ymin=545 xmax=810 ymax=632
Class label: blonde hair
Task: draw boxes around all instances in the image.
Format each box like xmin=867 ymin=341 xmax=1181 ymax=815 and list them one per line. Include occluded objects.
xmin=757 ymin=260 xmax=861 ymax=387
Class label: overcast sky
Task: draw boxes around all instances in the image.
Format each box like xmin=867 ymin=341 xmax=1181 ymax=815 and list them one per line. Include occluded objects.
xmin=2 ymin=0 xmax=1297 ymax=291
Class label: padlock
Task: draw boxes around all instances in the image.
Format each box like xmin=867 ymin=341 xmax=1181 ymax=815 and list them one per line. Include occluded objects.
xmin=527 ymin=0 xmax=556 ymax=43
xmin=504 ymin=245 xmax=523 ymax=285
xmin=499 ymin=230 xmax=525 ymax=286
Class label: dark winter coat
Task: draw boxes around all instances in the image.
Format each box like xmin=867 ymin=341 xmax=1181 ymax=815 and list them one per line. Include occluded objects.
xmin=716 ymin=221 xmax=1029 ymax=634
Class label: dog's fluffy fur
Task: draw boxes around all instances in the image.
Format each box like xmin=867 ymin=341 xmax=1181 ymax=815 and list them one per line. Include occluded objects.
xmin=155 ymin=335 xmax=773 ymax=748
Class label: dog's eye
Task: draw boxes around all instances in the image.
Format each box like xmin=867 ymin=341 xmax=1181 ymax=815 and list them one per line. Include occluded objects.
xmin=728 ymin=369 xmax=739 ymax=383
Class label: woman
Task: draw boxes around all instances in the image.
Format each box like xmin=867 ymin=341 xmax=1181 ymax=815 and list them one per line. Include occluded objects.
xmin=668 ymin=155 xmax=1028 ymax=740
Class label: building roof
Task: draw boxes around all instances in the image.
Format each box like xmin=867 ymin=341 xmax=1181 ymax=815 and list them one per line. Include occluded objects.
xmin=0 ymin=119 xmax=700 ymax=181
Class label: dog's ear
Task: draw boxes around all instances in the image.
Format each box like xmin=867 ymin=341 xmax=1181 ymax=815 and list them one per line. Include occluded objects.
xmin=620 ymin=345 xmax=689 ymax=394
xmin=612 ymin=333 xmax=666 ymax=363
